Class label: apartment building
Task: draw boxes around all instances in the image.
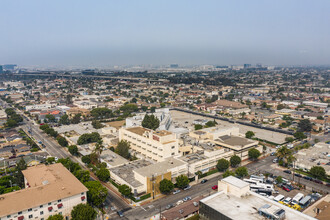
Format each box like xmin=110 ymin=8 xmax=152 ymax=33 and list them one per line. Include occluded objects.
xmin=119 ymin=126 xmax=179 ymax=162
xmin=0 ymin=163 xmax=88 ymax=220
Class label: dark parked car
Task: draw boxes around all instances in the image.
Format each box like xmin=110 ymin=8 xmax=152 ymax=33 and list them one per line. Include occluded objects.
xmin=303 ymin=176 xmax=313 ymax=181
xmin=117 ymin=211 xmax=124 ymax=218
xmin=283 ymin=170 xmax=292 ymax=174
xmin=294 ymin=173 xmax=302 ymax=178
xmin=326 ymin=183 xmax=330 ymax=187
xmin=314 ymin=179 xmax=323 ymax=184
xmin=165 ymin=204 xmax=174 ymax=210
xmin=201 ymin=179 xmax=208 ymax=184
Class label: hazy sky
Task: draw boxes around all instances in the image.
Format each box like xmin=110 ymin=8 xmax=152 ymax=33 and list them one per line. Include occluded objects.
xmin=1 ymin=0 xmax=330 ymax=67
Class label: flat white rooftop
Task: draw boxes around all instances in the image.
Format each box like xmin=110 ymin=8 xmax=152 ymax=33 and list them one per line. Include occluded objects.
xmin=200 ymin=191 xmax=316 ymax=220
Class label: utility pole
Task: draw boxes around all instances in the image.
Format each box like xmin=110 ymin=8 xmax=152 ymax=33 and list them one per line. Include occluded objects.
xmin=159 ymin=205 xmax=162 ymax=220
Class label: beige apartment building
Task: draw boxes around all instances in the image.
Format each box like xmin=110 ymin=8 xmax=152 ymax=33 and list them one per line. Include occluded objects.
xmin=119 ymin=127 xmax=179 ymax=162
xmin=0 ymin=163 xmax=88 ymax=220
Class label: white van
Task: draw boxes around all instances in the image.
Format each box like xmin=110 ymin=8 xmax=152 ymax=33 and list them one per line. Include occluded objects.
xmin=274 ymin=195 xmax=285 ymax=202
xmin=292 ymin=193 xmax=304 ymax=204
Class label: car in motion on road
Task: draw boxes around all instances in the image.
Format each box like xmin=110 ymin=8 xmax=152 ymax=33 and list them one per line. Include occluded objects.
xmin=212 ymin=185 xmax=218 ymax=190
xmin=201 ymin=179 xmax=208 ymax=184
xmin=173 ymin=189 xmax=181 ymax=194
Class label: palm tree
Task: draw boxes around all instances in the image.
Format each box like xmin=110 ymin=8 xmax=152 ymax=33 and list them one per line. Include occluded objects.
xmin=94 ymin=141 xmax=104 ymax=163
xmin=276 ymin=146 xmax=292 ymax=165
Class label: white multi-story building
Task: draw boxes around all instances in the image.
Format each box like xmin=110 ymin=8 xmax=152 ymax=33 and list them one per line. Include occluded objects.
xmin=125 ymin=108 xmax=172 ymax=130
xmin=0 ymin=163 xmax=88 ymax=220
xmin=119 ymin=126 xmax=179 ymax=162
xmin=25 ymin=104 xmax=53 ymax=111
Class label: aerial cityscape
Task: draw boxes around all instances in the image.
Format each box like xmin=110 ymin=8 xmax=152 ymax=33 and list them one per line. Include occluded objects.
xmin=1 ymin=1 xmax=330 ymax=220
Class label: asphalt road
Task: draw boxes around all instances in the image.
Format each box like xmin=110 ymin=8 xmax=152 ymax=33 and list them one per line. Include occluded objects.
xmin=110 ymin=176 xmax=221 ymax=220
xmin=20 ymin=117 xmax=130 ymax=215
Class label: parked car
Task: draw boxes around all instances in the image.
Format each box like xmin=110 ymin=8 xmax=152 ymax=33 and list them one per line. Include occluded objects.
xmin=282 ymin=186 xmax=291 ymax=192
xmin=294 ymin=173 xmax=302 ymax=178
xmin=183 ymin=185 xmax=191 ymax=190
xmin=283 ymin=170 xmax=292 ymax=174
xmin=117 ymin=211 xmax=124 ymax=218
xmin=173 ymin=189 xmax=181 ymax=195
xmin=270 ymin=152 xmax=276 ymax=156
xmin=183 ymin=196 xmax=192 ymax=202
xmin=201 ymin=179 xmax=208 ymax=184
xmin=273 ymin=158 xmax=278 ymax=163
xmin=303 ymin=176 xmax=313 ymax=181
xmin=165 ymin=204 xmax=174 ymax=210
xmin=176 ymin=200 xmax=184 ymax=206
xmin=314 ymin=179 xmax=323 ymax=184
xmin=325 ymin=183 xmax=330 ymax=187
xmin=212 ymin=185 xmax=218 ymax=190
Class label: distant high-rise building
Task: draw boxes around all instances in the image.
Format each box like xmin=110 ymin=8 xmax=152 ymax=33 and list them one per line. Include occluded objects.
xmin=170 ymin=64 xmax=179 ymax=68
xmin=256 ymin=63 xmax=262 ymax=68
xmin=244 ymin=64 xmax=251 ymax=69
xmin=0 ymin=65 xmax=3 ymax=74
xmin=3 ymin=64 xmax=17 ymax=71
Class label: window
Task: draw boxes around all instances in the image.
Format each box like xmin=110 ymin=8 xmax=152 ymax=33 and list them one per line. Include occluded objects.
xmin=18 ymin=212 xmax=22 ymax=215
xmin=7 ymin=215 xmax=11 ymax=218
xmin=81 ymin=192 xmax=84 ymax=195
xmin=57 ymin=199 xmax=61 ymax=202
xmin=48 ymin=202 xmax=51 ymax=205
xmin=171 ymin=152 xmax=175 ymax=155
xmin=40 ymin=211 xmax=44 ymax=215
xmin=29 ymin=214 xmax=33 ymax=219
xmin=171 ymin=146 xmax=175 ymax=149
xmin=40 ymin=205 xmax=43 ymax=208
xmin=41 ymin=218 xmax=44 ymax=220
xmin=28 ymin=208 xmax=32 ymax=212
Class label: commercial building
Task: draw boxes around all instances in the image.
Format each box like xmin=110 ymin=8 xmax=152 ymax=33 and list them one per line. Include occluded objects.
xmin=119 ymin=126 xmax=179 ymax=162
xmin=199 ymin=176 xmax=316 ymax=220
xmin=0 ymin=163 xmax=88 ymax=220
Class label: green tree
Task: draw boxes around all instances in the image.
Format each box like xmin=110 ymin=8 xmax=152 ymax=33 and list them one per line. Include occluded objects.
xmin=57 ymin=136 xmax=68 ymax=147
xmin=82 ymin=155 xmax=91 ymax=164
xmin=285 ymin=137 xmax=294 ymax=142
xmin=120 ymin=104 xmax=138 ymax=113
xmin=59 ymin=114 xmax=70 ymax=125
xmin=294 ymin=132 xmax=307 ymax=140
xmin=150 ymin=106 xmax=156 ymax=113
xmin=45 ymin=114 xmax=56 ymax=122
xmin=96 ymin=168 xmax=110 ymax=182
xmin=115 ymin=140 xmax=130 ymax=159
xmin=276 ymin=146 xmax=293 ymax=165
xmin=175 ymin=175 xmax=189 ymax=189
xmin=159 ymin=179 xmax=174 ymax=194
xmin=276 ymin=176 xmax=283 ymax=183
xmin=235 ymin=167 xmax=248 ymax=178
xmin=46 ymin=157 xmax=55 ymax=164
xmin=298 ymin=119 xmax=312 ymax=132
xmin=118 ymin=184 xmax=132 ymax=197
xmin=216 ymin=159 xmax=230 ymax=171
xmin=222 ymin=170 xmax=235 ymax=178
xmin=194 ymin=124 xmax=203 ymax=130
xmin=205 ymin=120 xmax=217 ymax=128
xmin=5 ymin=119 xmax=18 ymax=128
xmin=142 ymin=114 xmax=160 ymax=130
xmin=71 ymin=203 xmax=97 ymax=220
xmin=230 ymin=155 xmax=241 ymax=167
xmin=40 ymin=124 xmax=50 ymax=130
xmin=141 ymin=106 xmax=148 ymax=112
xmin=84 ymin=181 xmax=107 ymax=207
xmin=71 ymin=113 xmax=82 ymax=124
xmin=91 ymin=120 xmax=104 ymax=129
xmin=73 ymin=169 xmax=90 ymax=183
xmin=68 ymin=145 xmax=79 ymax=156
xmin=245 ymin=131 xmax=255 ymax=139
xmin=17 ymin=158 xmax=27 ymax=170
xmin=248 ymin=148 xmax=261 ymax=160
xmin=310 ymin=166 xmax=326 ymax=180
xmin=77 ymin=132 xmax=102 ymax=145
xmin=277 ymin=104 xmax=285 ymax=110
xmin=47 ymin=214 xmax=64 ymax=220
xmin=91 ymin=107 xmax=113 ymax=119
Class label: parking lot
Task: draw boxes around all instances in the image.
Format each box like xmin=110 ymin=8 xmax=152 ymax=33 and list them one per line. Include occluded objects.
xmin=170 ymin=110 xmax=290 ymax=144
